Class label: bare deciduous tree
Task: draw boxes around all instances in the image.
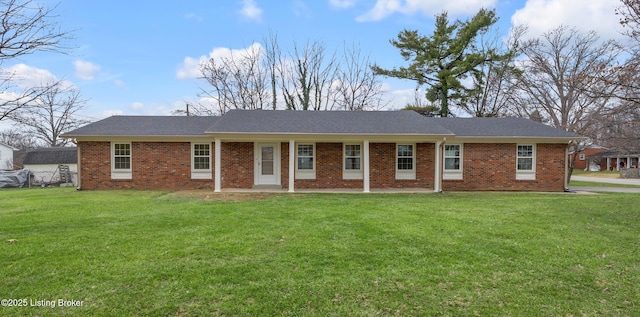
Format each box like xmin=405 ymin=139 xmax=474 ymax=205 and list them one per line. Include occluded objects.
xmin=10 ymin=81 xmax=88 ymax=147
xmin=193 ymin=35 xmax=385 ymax=114
xmin=198 ymin=43 xmax=270 ymax=114
xmin=333 ymin=43 xmax=386 ymax=111
xmin=511 ymin=26 xmax=622 ymax=177
xmin=279 ymin=40 xmax=338 ymax=110
xmin=512 ymin=26 xmax=621 ymax=133
xmin=0 ymin=0 xmax=72 ymax=122
xmin=462 ymin=25 xmax=526 ymax=117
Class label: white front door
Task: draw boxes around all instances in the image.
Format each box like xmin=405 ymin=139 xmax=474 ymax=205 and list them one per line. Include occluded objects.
xmin=257 ymin=143 xmax=279 ymax=185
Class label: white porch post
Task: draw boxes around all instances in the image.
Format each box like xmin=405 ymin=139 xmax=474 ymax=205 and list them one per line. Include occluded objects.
xmin=434 ymin=141 xmax=442 ymax=192
xmin=363 ymin=140 xmax=370 ymax=193
xmin=289 ymin=140 xmax=295 ymax=192
xmin=607 ymin=157 xmax=611 ymax=171
xmin=214 ymin=138 xmax=221 ymax=192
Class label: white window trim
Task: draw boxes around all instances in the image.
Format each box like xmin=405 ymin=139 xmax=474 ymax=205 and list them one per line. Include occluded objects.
xmin=516 ymin=144 xmax=536 ymax=180
xmin=111 ymin=142 xmax=132 ymax=180
xmin=191 ymin=143 xmax=212 ymax=179
xmin=443 ymin=144 xmax=463 ymax=180
xmin=295 ymin=143 xmax=316 ymax=180
xmin=396 ymin=143 xmax=416 ymax=180
xmin=343 ymin=143 xmax=363 ymax=180
xmin=579 ymin=154 xmax=585 ymax=160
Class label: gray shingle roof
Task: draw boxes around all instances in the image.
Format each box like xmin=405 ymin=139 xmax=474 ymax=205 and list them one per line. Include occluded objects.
xmin=206 ymin=109 xmax=454 ymax=135
xmin=62 ymin=111 xmax=583 ymax=139
xmin=63 ymin=116 xmax=218 ymax=136
xmin=432 ymin=117 xmax=582 ymax=138
xmin=23 ymin=147 xmax=77 ymax=164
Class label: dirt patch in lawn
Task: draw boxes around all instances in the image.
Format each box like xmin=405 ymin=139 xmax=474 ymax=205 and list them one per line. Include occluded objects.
xmin=163 ymin=190 xmax=296 ymax=202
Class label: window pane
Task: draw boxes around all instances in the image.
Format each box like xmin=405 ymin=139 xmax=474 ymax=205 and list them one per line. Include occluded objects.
xmin=262 ymin=147 xmax=274 ymax=160
xmin=445 ymin=157 xmax=460 ymax=170
xmin=517 ymin=158 xmax=533 ymax=171
xmin=518 ymin=145 xmax=532 ymax=157
xmin=345 ymin=144 xmax=360 ymax=157
xmin=114 ymin=157 xmax=130 ymax=169
xmin=298 ymin=145 xmax=313 ymax=157
xmin=194 ymin=157 xmax=210 ymax=170
xmin=114 ymin=144 xmax=130 ymax=156
xmin=397 ymin=145 xmax=413 ymax=157
xmin=194 ymin=144 xmax=210 ymax=156
xmin=345 ymin=157 xmax=360 ymax=170
xmin=262 ymin=160 xmax=274 ymax=175
xmin=444 ymin=145 xmax=459 ymax=157
xmin=298 ymin=157 xmax=313 ymax=170
xmin=397 ymin=157 xmax=413 ymax=170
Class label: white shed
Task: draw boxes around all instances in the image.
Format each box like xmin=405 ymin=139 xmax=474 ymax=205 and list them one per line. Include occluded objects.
xmin=0 ymin=142 xmax=18 ymax=170
xmin=23 ymin=147 xmax=78 ymax=185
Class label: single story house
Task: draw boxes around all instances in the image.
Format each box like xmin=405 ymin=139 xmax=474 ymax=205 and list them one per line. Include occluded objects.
xmin=23 ymin=147 xmax=78 ymax=185
xmin=0 ymin=142 xmax=18 ymax=170
xmin=62 ymin=110 xmax=583 ymax=192
xmin=569 ymin=145 xmax=608 ymax=171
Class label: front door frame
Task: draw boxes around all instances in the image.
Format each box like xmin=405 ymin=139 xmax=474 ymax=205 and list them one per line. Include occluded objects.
xmin=254 ymin=142 xmax=281 ymax=186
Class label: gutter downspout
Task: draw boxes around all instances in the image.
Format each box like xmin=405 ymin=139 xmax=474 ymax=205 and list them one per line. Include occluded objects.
xmin=76 ymin=143 xmax=82 ymax=190
xmin=434 ymin=138 xmax=445 ymax=193
xmin=564 ymin=144 xmax=569 ymax=191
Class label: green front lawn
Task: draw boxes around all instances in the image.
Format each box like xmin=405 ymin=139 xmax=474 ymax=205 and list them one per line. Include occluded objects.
xmin=1 ymin=188 xmax=639 ymax=316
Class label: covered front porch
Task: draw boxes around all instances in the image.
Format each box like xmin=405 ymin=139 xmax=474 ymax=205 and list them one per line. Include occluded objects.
xmin=210 ymin=136 xmax=447 ymax=193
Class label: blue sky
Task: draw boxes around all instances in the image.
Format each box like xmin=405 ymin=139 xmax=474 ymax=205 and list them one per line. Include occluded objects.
xmin=7 ymin=0 xmax=625 ymax=121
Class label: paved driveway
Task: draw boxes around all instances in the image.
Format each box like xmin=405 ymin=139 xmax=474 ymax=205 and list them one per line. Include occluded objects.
xmin=569 ymin=175 xmax=640 ymax=193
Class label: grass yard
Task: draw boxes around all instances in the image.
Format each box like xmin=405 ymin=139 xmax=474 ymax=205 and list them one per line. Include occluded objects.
xmin=1 ymin=188 xmax=639 ymax=316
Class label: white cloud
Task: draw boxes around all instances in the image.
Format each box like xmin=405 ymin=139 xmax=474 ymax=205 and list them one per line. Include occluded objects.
xmin=74 ymin=60 xmax=101 ymax=80
xmin=239 ymin=0 xmax=262 ymax=22
xmin=131 ymin=102 xmax=144 ymax=110
xmin=176 ymin=43 xmax=264 ymax=80
xmin=329 ymin=0 xmax=356 ymax=9
xmin=511 ymin=0 xmax=623 ymax=40
xmin=356 ymin=0 xmax=496 ymax=22
xmin=4 ymin=64 xmax=73 ymax=89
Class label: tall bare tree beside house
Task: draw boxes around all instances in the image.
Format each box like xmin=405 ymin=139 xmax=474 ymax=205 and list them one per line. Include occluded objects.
xmin=197 ymin=43 xmax=270 ymax=114
xmin=10 ymin=81 xmax=89 ymax=147
xmin=192 ymin=35 xmax=385 ymax=114
xmin=279 ymin=40 xmax=339 ymax=111
xmin=333 ymin=43 xmax=386 ymax=111
xmin=510 ymin=25 xmax=622 ymax=177
xmin=0 ymin=0 xmax=72 ymax=121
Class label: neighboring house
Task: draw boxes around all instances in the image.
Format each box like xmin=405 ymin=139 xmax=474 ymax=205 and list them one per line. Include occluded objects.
xmin=594 ymin=150 xmax=640 ymax=171
xmin=23 ymin=147 xmax=78 ymax=185
xmin=62 ymin=110 xmax=583 ymax=192
xmin=0 ymin=142 xmax=18 ymax=170
xmin=569 ymin=145 xmax=608 ymax=171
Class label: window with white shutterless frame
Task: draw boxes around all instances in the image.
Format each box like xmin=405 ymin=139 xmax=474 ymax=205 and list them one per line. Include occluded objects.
xmin=111 ymin=142 xmax=132 ymax=179
xmin=396 ymin=144 xmax=416 ymax=180
xmin=296 ymin=143 xmax=316 ymax=179
xmin=343 ymin=143 xmax=363 ymax=180
xmin=191 ymin=143 xmax=212 ymax=179
xmin=516 ymin=144 xmax=536 ymax=180
xmin=443 ymin=144 xmax=463 ymax=180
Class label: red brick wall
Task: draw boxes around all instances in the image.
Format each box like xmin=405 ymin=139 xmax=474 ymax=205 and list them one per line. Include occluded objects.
xmin=78 ymin=141 xmax=215 ymax=190
xmin=220 ymin=142 xmax=253 ymax=188
xmin=443 ymin=143 xmax=567 ymax=192
xmin=290 ymin=143 xmax=364 ymax=189
xmin=369 ymin=143 xmax=434 ymax=189
xmin=78 ymin=141 xmax=567 ymax=192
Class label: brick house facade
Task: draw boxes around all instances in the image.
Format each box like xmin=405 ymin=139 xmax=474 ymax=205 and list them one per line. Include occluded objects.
xmin=65 ymin=110 xmax=583 ymax=192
